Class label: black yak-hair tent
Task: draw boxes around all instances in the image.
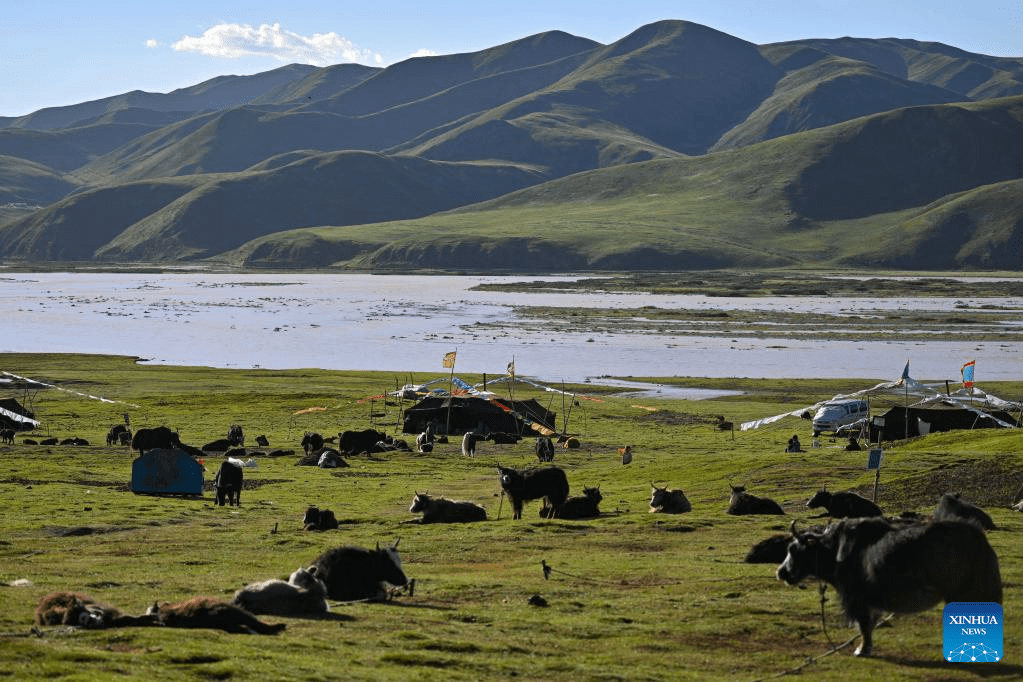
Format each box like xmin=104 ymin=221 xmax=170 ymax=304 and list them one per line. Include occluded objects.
xmin=0 ymin=397 xmax=39 ymax=431
xmin=402 ymin=395 xmax=556 ymax=438
xmin=869 ymin=403 xmax=1020 ymax=441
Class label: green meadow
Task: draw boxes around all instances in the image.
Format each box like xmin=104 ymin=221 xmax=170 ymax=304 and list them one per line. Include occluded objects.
xmin=1 ymin=353 xmax=1021 ymax=681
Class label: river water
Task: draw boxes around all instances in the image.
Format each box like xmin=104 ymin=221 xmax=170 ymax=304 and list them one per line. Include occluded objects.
xmin=1 ymin=273 xmax=1020 ymax=395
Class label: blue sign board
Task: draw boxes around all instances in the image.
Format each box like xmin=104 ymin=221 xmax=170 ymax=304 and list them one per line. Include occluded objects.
xmin=944 ymin=602 xmax=1002 ymax=662
xmin=866 ymin=448 xmax=883 ymax=470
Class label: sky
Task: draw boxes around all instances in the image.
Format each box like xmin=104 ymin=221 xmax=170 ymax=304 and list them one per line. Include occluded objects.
xmin=2 ymin=0 xmax=1021 ymax=117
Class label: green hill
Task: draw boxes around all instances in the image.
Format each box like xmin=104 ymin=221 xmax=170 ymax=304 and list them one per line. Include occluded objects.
xmin=2 ymin=20 xmax=1022 ymax=269
xmin=220 ymin=96 xmax=1023 ymax=271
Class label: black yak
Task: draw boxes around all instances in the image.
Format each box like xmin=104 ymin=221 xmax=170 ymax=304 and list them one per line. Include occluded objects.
xmin=146 ymin=597 xmax=285 ymax=634
xmin=301 ymin=432 xmax=324 ymax=455
xmin=106 ymin=424 xmax=130 ymax=446
xmin=934 ymin=492 xmax=996 ymax=530
xmin=497 ymin=465 xmax=570 ymax=519
xmin=338 ymin=428 xmax=387 ymax=455
xmin=308 ymin=541 xmax=410 ymax=602
xmin=409 ymin=492 xmax=487 ymax=523
xmin=232 ymin=566 xmax=329 ymax=616
xmin=649 ymin=485 xmax=692 ymax=514
xmin=806 ymin=488 xmax=882 ymax=519
xmin=303 ymin=506 xmax=339 ymax=530
xmin=535 ymin=436 xmax=555 ymax=462
xmin=541 ymin=485 xmax=602 ymax=519
xmin=214 ymin=460 xmax=243 ymax=506
xmin=131 ymin=426 xmax=180 ymax=456
xmin=777 ymin=518 xmax=1002 ymax=656
xmin=727 ymin=485 xmax=785 ymax=515
xmin=227 ymin=424 xmax=244 ymax=446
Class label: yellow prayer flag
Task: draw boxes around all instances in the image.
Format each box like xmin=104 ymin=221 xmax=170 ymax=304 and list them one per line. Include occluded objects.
xmin=442 ymin=351 xmax=457 ymax=368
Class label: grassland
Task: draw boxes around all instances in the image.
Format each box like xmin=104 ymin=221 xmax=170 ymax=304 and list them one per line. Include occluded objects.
xmin=1 ymin=353 xmax=1022 ymax=681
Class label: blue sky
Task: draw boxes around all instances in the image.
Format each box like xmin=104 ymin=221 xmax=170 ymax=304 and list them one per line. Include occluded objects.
xmin=3 ymin=0 xmax=1021 ymax=117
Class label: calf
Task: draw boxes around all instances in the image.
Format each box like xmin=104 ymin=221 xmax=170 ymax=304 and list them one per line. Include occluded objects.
xmin=806 ymin=488 xmax=882 ymax=519
xmin=777 ymin=518 xmax=1002 ymax=656
xmin=214 ymin=460 xmax=243 ymax=506
xmin=727 ymin=485 xmax=785 ymax=515
xmin=232 ymin=566 xmax=329 ymax=616
xmin=497 ymin=465 xmax=570 ymax=519
xmin=301 ymin=432 xmax=324 ymax=455
xmin=541 ymin=485 xmax=602 ymax=519
xmin=227 ymin=424 xmax=244 ymax=446
xmin=409 ymin=492 xmax=487 ymax=523
xmin=649 ymin=484 xmax=692 ymax=514
xmin=934 ymin=492 xmax=995 ymax=530
xmin=308 ymin=541 xmax=410 ymax=602
xmin=106 ymin=424 xmax=130 ymax=446
xmin=255 ymin=434 xmax=269 ymax=447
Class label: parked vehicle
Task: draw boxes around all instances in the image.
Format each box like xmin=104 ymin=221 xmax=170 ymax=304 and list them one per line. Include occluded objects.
xmin=812 ymin=399 xmax=869 ymax=435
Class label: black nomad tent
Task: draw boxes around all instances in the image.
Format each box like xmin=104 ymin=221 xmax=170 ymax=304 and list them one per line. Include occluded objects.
xmin=869 ymin=402 xmax=1020 ymax=441
xmin=402 ymin=395 xmax=557 ymax=438
xmin=0 ymin=397 xmax=40 ymax=431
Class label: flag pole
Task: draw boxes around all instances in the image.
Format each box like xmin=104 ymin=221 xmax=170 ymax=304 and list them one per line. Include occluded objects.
xmin=445 ymin=350 xmax=456 ymax=435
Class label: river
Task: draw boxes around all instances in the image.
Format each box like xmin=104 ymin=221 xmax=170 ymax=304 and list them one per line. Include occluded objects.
xmin=1 ymin=273 xmax=1020 ymax=395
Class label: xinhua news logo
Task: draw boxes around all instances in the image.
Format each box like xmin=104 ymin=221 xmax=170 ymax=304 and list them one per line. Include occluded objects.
xmin=944 ymin=602 xmax=1002 ymax=662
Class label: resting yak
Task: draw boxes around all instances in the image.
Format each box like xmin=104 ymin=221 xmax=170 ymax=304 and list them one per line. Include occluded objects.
xmin=232 ymin=566 xmax=329 ymax=616
xmin=409 ymin=492 xmax=487 ymax=523
xmin=806 ymin=488 xmax=882 ymax=519
xmin=777 ymin=517 xmax=1002 ymax=656
xmin=541 ymin=485 xmax=602 ymax=519
xmin=934 ymin=492 xmax=996 ymax=530
xmin=726 ymin=485 xmax=785 ymax=515
xmin=308 ymin=541 xmax=410 ymax=602
xmin=497 ymin=465 xmax=570 ymax=520
xmin=649 ymin=485 xmax=692 ymax=514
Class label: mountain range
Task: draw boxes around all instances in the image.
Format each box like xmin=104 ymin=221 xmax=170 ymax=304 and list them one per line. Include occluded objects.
xmin=1 ymin=20 xmax=1022 ymax=270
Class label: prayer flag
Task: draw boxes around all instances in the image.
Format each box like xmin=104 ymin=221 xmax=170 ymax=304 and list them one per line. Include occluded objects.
xmin=961 ymin=359 xmax=976 ymax=389
xmin=442 ymin=351 xmax=456 ymax=368
xmin=507 ymin=359 xmax=515 ymax=377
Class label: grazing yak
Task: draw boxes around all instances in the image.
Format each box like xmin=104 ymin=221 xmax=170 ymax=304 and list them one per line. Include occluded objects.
xmin=308 ymin=541 xmax=410 ymax=602
xmin=806 ymin=488 xmax=883 ymax=519
xmin=106 ymin=424 xmax=130 ymax=446
xmin=232 ymin=566 xmax=329 ymax=616
xmin=497 ymin=465 xmax=570 ymax=520
xmin=934 ymin=492 xmax=996 ymax=530
xmin=35 ymin=592 xmax=158 ymax=629
xmin=131 ymin=426 xmax=180 ymax=456
xmin=214 ymin=460 xmax=243 ymax=506
xmin=727 ymin=485 xmax=785 ymax=515
xmin=409 ymin=492 xmax=487 ymax=523
xmin=338 ymin=428 xmax=388 ymax=455
xmin=535 ymin=436 xmax=555 ymax=462
xmin=303 ymin=506 xmax=339 ymax=531
xmin=1 ymin=429 xmax=15 ymax=444
xmin=649 ymin=485 xmax=692 ymax=514
xmin=541 ymin=485 xmax=602 ymax=519
xmin=146 ymin=597 xmax=286 ymax=634
xmin=777 ymin=518 xmax=1002 ymax=656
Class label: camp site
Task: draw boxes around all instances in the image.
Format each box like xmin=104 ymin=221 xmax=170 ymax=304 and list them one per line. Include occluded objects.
xmin=1 ymin=353 xmax=1022 ymax=681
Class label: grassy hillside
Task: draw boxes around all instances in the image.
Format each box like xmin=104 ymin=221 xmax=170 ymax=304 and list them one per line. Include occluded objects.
xmin=3 ymin=20 xmax=1023 ymax=270
xmin=0 ymin=353 xmax=1020 ymax=681
xmin=222 ymin=96 xmax=1023 ymax=271
xmin=92 ymin=152 xmax=546 ymax=261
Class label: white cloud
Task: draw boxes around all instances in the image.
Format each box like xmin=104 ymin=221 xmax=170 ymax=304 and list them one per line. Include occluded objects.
xmin=171 ymin=22 xmax=372 ymax=66
xmin=145 ymin=39 xmax=159 ymax=48
xmin=408 ymin=48 xmax=438 ymax=59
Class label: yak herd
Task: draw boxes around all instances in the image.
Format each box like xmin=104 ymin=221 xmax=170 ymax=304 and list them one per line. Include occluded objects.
xmin=17 ymin=418 xmax=1006 ymax=659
